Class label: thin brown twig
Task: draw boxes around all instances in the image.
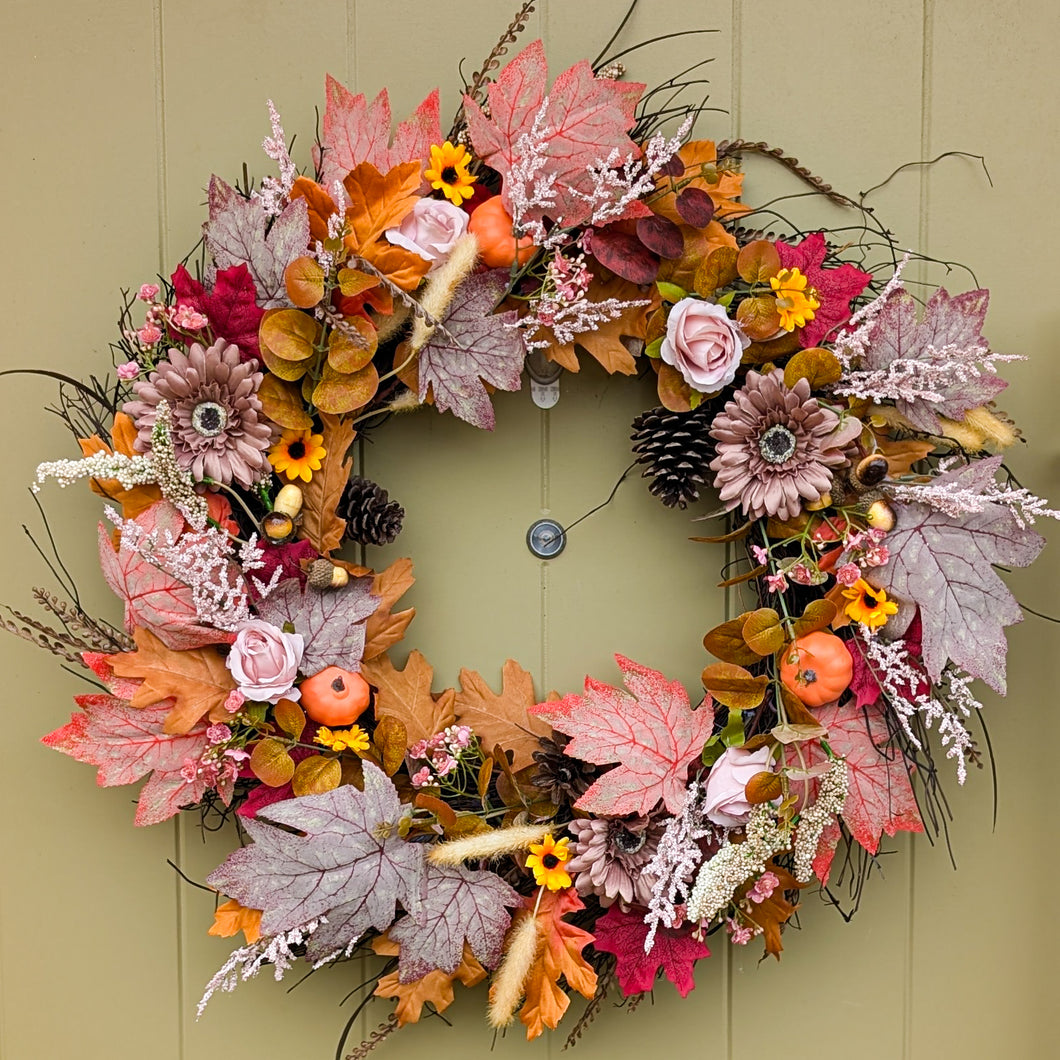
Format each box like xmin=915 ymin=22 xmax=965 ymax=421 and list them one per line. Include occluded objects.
xmin=715 ymin=139 xmax=859 ymax=208
xmin=345 ymin=1014 xmax=400 ymax=1060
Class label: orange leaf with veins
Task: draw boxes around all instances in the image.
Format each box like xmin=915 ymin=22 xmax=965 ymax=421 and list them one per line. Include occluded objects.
xmin=361 ymin=650 xmax=456 ymax=746
xmin=363 ymin=558 xmax=416 ymax=662
xmin=208 ymin=898 xmax=262 ymax=945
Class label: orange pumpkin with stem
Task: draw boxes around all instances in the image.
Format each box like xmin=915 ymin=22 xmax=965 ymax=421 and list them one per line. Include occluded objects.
xmin=468 ymin=196 xmax=535 ymax=268
xmin=779 ymin=631 xmax=853 ymax=707
xmin=300 ymin=666 xmax=372 ymax=727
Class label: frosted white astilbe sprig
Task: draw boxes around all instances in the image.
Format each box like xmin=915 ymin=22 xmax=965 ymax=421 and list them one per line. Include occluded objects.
xmin=642 ymin=781 xmax=721 ymax=951
xmin=255 ymin=99 xmax=298 ymax=217
xmin=792 ymin=757 xmax=848 ymax=883
xmin=506 ymin=100 xmax=561 ymax=248
xmin=197 ymin=918 xmax=325 ymax=1018
xmin=685 ymin=806 xmax=791 ymax=926
xmin=831 ymin=254 xmax=911 ymax=369
xmin=571 ymin=114 xmax=693 ymax=227
xmin=32 ymin=400 xmax=208 ymax=529
xmin=105 ymin=508 xmax=281 ymax=630
xmin=888 ymin=478 xmax=1060 ymax=528
xmin=859 ymin=632 xmax=981 ymax=784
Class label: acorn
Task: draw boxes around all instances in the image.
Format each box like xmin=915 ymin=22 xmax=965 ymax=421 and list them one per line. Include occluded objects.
xmin=805 ymin=492 xmax=833 ymax=512
xmin=262 ymin=510 xmax=295 ymax=543
xmin=274 ymin=484 xmax=304 ymax=517
xmin=865 ymin=499 xmax=896 ymax=532
xmin=853 ymin=455 xmax=889 ymax=489
xmin=307 ymin=558 xmax=349 ymax=590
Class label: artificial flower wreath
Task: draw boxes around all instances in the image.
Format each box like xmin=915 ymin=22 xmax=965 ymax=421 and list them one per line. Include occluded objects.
xmin=10 ymin=3 xmax=1056 ymax=1054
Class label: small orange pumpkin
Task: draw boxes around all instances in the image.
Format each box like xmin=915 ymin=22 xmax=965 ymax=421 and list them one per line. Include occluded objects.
xmin=468 ymin=196 xmax=535 ymax=268
xmin=300 ymin=666 xmax=372 ymax=727
xmin=778 ymin=631 xmax=853 ymax=707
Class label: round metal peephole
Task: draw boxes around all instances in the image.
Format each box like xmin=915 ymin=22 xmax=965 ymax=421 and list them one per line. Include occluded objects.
xmin=526 ymin=518 xmax=566 ymax=559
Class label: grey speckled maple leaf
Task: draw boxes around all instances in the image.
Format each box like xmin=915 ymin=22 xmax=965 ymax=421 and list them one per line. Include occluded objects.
xmin=207 ymin=762 xmax=424 ymax=938
xmin=387 ymin=863 xmax=520 ymax=981
xmin=417 ymin=269 xmax=525 ymax=430
xmin=876 ymin=461 xmax=1044 ymax=693
xmin=204 ymin=176 xmax=310 ymax=308
xmin=859 ymin=287 xmax=1007 ymax=432
xmin=257 ymin=577 xmax=379 ymax=676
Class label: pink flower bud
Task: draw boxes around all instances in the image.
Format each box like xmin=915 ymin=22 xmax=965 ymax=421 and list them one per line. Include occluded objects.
xmin=137 ymin=324 xmax=162 ymax=346
xmin=138 ymin=283 xmax=161 ymax=301
xmin=116 ymin=361 xmax=141 ymax=380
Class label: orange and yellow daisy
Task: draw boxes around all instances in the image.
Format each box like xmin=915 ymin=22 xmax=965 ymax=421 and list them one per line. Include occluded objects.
xmin=842 ymin=578 xmax=899 ymax=628
xmin=268 ymin=429 xmax=326 ymax=483
xmin=314 ymin=724 xmax=370 ymax=754
xmin=526 ymin=833 xmax=572 ymax=891
xmin=425 ymin=141 xmax=477 ymax=206
xmin=770 ymin=266 xmax=820 ymax=331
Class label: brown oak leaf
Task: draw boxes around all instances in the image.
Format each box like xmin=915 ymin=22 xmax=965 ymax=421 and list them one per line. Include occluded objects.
xmin=741 ymin=861 xmax=806 ymax=959
xmin=363 ymin=557 xmax=416 ymax=662
xmin=109 ymin=627 xmax=236 ymax=735
xmin=298 ymin=413 xmax=355 ymax=555
xmin=372 ymin=933 xmax=487 ymax=1026
xmin=454 ymin=660 xmax=549 ymax=772
xmin=208 ymin=898 xmax=262 ymax=945
xmin=361 ymin=650 xmax=456 ymax=746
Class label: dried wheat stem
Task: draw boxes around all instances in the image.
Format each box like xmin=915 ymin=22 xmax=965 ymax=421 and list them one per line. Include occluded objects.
xmin=428 ymin=823 xmax=549 ymax=866
xmin=487 ymin=913 xmax=542 ymax=1028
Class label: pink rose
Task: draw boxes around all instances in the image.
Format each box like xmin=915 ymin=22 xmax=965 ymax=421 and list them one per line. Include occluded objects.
xmin=226 ymin=619 xmax=304 ymax=704
xmin=660 ymin=298 xmax=749 ymax=392
xmin=703 ymin=746 xmax=774 ymax=827
xmin=385 ymin=198 xmax=469 ymax=271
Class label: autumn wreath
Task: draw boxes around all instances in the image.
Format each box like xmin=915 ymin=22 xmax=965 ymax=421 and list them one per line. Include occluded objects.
xmin=12 ymin=3 xmax=1057 ymax=1054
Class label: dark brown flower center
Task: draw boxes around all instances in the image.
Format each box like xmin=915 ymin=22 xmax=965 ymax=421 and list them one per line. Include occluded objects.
xmin=542 ymin=853 xmax=560 ymax=869
xmin=441 ymin=166 xmax=459 ymax=184
xmin=610 ymin=825 xmax=647 ymax=855
xmin=863 ymin=591 xmax=879 ymax=609
xmin=191 ymin=401 xmax=228 ymax=437
xmin=288 ymin=440 xmax=306 ymax=460
xmin=757 ymin=424 xmax=797 ymax=464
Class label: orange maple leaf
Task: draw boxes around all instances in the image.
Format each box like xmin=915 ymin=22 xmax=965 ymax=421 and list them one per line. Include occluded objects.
xmin=362 ymin=558 xmax=416 ymax=662
xmin=372 ymin=933 xmax=487 ymax=1026
xmin=109 ymin=627 xmax=236 ymax=735
xmin=361 ymin=650 xmax=456 ymax=747
xmin=454 ymin=660 xmax=550 ymax=772
xmin=513 ymin=888 xmax=598 ymax=1041
xmin=79 ymin=411 xmax=161 ymax=519
xmin=208 ymin=898 xmax=262 ymax=945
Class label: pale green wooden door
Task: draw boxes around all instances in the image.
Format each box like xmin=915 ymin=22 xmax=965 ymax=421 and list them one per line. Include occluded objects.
xmin=2 ymin=2 xmax=1058 ymax=1058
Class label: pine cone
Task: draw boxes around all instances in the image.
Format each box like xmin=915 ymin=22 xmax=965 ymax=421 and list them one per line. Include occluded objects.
xmin=630 ymin=404 xmax=716 ymax=509
xmin=339 ymin=476 xmax=405 ymax=546
xmin=531 ymin=735 xmax=598 ymax=806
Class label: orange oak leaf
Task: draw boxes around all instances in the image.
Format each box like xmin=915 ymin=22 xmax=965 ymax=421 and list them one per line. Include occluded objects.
xmin=298 ymin=413 xmax=355 ymax=555
xmin=741 ymin=861 xmax=805 ymax=959
xmin=357 ymin=240 xmax=430 ymax=293
xmin=208 ymin=898 xmax=262 ymax=945
xmin=362 ymin=558 xmax=416 ymax=662
xmin=361 ymin=650 xmax=456 ymax=746
xmin=342 ymin=160 xmax=422 ymax=253
xmin=515 ymin=888 xmax=597 ymax=1041
xmin=543 ymin=272 xmax=652 ymax=375
xmin=454 ymin=660 xmax=550 ymax=772
xmin=109 ymin=627 xmax=236 ymax=735
xmin=372 ymin=933 xmax=486 ymax=1026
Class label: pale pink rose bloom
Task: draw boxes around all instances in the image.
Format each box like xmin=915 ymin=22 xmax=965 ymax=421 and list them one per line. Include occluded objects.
xmin=116 ymin=361 xmax=141 ymax=380
xmin=385 ymin=197 xmax=469 ymax=271
xmin=138 ymin=283 xmax=160 ymax=301
xmin=703 ymin=746 xmax=774 ymax=827
xmin=660 ymin=297 xmax=750 ymax=392
xmin=836 ymin=562 xmax=862 ymax=587
xmin=225 ymin=619 xmax=304 ymax=704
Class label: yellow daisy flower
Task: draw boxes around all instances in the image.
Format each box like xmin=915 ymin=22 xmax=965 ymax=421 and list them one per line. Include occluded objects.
xmin=268 ymin=429 xmax=326 ymax=483
xmin=526 ymin=833 xmax=572 ymax=891
xmin=314 ymin=724 xmax=370 ymax=754
xmin=842 ymin=578 xmax=899 ymax=628
xmin=770 ymin=267 xmax=820 ymax=331
xmin=424 ymin=141 xmax=478 ymax=206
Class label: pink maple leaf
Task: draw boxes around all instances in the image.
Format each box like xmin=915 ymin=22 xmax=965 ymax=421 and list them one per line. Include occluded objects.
xmin=814 ymin=698 xmax=924 ymax=855
xmin=97 ymin=502 xmax=233 ymax=651
xmin=592 ymin=905 xmax=710 ymax=998
xmin=171 ymin=263 xmax=265 ymax=363
xmin=776 ymin=232 xmax=871 ymax=346
xmin=464 ymin=40 xmax=646 ymax=230
xmin=811 ymin=819 xmax=843 ymax=886
xmin=316 ymin=76 xmax=442 ymax=187
xmin=529 ymin=655 xmax=714 ymax=817
xmin=42 ymin=695 xmax=209 ymax=826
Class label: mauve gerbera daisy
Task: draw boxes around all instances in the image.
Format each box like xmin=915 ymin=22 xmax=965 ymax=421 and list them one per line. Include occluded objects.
xmin=709 ymin=368 xmax=862 ymax=521
xmin=124 ymin=339 xmax=272 ymax=489
xmin=567 ymin=814 xmax=666 ymax=908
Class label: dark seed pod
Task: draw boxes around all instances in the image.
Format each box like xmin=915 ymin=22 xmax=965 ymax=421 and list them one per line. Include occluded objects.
xmin=854 ymin=455 xmax=889 ymax=489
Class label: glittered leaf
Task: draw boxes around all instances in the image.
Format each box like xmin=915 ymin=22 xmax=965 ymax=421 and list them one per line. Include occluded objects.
xmin=415 ymin=269 xmax=525 ymax=430
xmin=328 ymin=320 xmax=377 ymax=373
xmin=735 ymin=294 xmax=781 ymax=341
xmin=692 ymin=245 xmax=739 ymax=296
xmin=208 ymin=762 xmax=424 ymax=942
xmin=273 ymin=698 xmax=306 ymax=739
xmin=205 ymin=177 xmax=310 ymax=308
xmin=373 ymin=715 xmax=408 ymax=776
xmin=389 ymin=863 xmax=520 ymax=981
xmin=593 ymin=904 xmax=709 ymax=998
xmin=530 ymin=655 xmax=715 ymax=816
xmin=42 ymin=695 xmax=209 ymax=826
xmin=465 ymin=40 xmax=645 ymax=230
xmin=257 ymin=577 xmax=378 ymax=676
xmin=877 ymin=458 xmax=1044 ymax=691
xmin=361 ymin=650 xmax=457 ymax=747
xmin=172 ymin=263 xmax=266 ymax=362
xmin=454 ymin=660 xmax=549 ymax=772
